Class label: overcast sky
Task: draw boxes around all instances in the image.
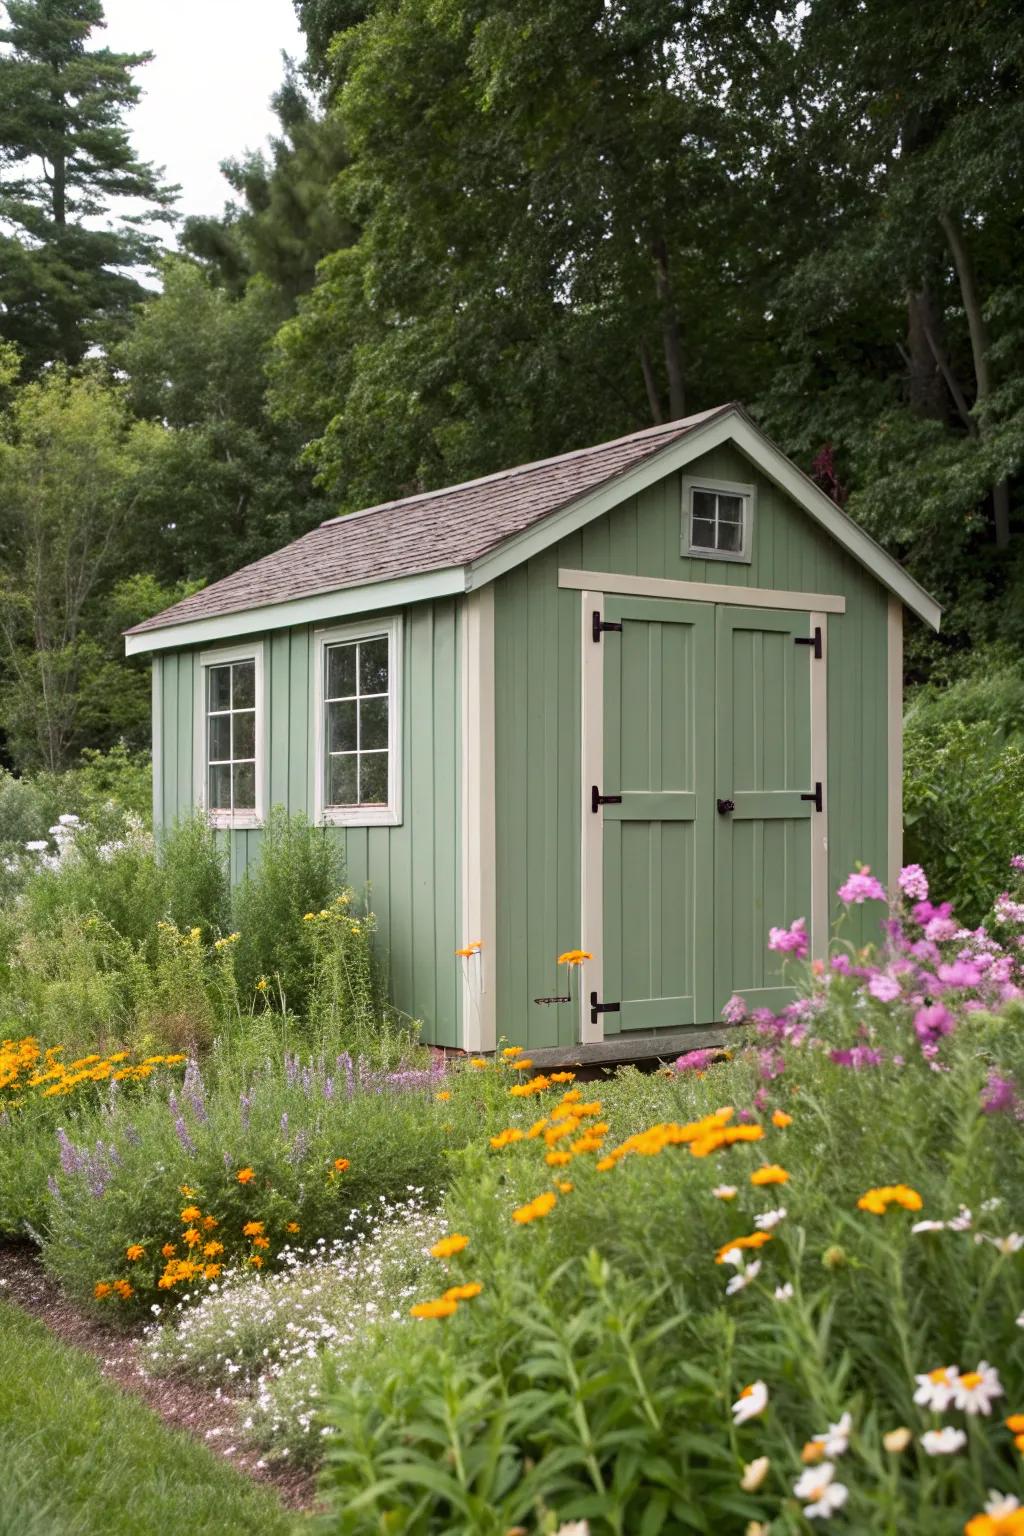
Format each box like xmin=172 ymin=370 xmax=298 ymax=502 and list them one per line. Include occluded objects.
xmin=101 ymin=0 xmax=307 ymax=230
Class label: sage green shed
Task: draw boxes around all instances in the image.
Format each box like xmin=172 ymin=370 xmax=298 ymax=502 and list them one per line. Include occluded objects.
xmin=126 ymin=405 xmax=940 ymax=1062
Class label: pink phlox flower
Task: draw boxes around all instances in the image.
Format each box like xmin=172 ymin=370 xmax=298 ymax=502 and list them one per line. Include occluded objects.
xmin=721 ymin=994 xmax=748 ymax=1025
xmin=899 ymin=864 xmax=929 ymax=901
xmin=1012 ymin=854 xmax=1024 ymax=872
xmin=830 ymin=953 xmax=853 ymax=975
xmin=925 ymin=916 xmax=960 ymax=943
xmin=910 ymin=939 xmax=941 ymax=965
xmin=829 ymin=1046 xmax=884 ymax=1069
xmin=990 ymin=957 xmax=1014 ymax=984
xmin=837 ymin=867 xmax=887 ymax=904
xmin=674 ymin=1048 xmax=718 ymax=1074
xmin=867 ymin=972 xmax=901 ymax=1002
xmin=912 ymin=898 xmax=953 ymax=925
xmin=753 ymin=1086 xmax=769 ymax=1110
xmin=994 ymin=893 xmax=1024 ymax=925
xmin=981 ymin=1071 xmax=1018 ymax=1116
xmin=758 ymin=1048 xmax=786 ymax=1081
xmin=768 ymin=916 xmax=809 ymax=958
xmin=938 ymin=960 xmax=983 ymax=989
xmin=914 ymin=1003 xmax=955 ymax=1046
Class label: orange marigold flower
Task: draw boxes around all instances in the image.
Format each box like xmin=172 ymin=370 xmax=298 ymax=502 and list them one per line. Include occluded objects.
xmin=490 ymin=1128 xmax=525 ymax=1150
xmin=512 ymin=1191 xmax=557 ymax=1225
xmin=202 ymin=1215 xmax=218 ymax=1230
xmin=772 ymin=1110 xmax=793 ymax=1128
xmin=333 ymin=1157 xmax=350 ymax=1173
xmin=436 ymin=1090 xmax=451 ymax=1101
xmin=180 ymin=1185 xmax=196 ymax=1197
xmin=512 ymin=1059 xmax=535 ymax=1071
xmin=557 ymin=949 xmax=592 ymax=966
xmin=501 ymin=1046 xmax=524 ymax=1058
xmin=113 ymin=1279 xmax=133 ymax=1299
xmin=469 ymin=1057 xmax=489 ymax=1069
xmin=242 ymin=1220 xmax=264 ymax=1237
xmin=93 ymin=1281 xmax=112 ymax=1299
xmin=596 ymin=1156 xmax=616 ymax=1172
xmin=203 ymin=1241 xmax=224 ymax=1258
xmin=180 ymin=1205 xmax=202 ymax=1222
xmin=714 ymin=1232 xmax=774 ymax=1264
xmin=556 ymin=1180 xmax=574 ymax=1193
xmin=125 ymin=1244 xmax=145 ymax=1261
xmin=410 ymin=1297 xmax=458 ymax=1319
xmin=1006 ymin=1414 xmax=1024 ymax=1434
xmin=431 ymin=1234 xmax=469 ymax=1259
xmin=249 ymin=1255 xmax=264 ymax=1268
xmin=525 ymin=1118 xmax=549 ymax=1138
xmin=161 ymin=1243 xmax=177 ymax=1259
xmin=801 ymin=1440 xmax=826 ymax=1464
xmin=286 ymin=1221 xmax=300 ymax=1234
xmin=236 ymin=1167 xmax=255 ymax=1184
xmin=443 ymin=1282 xmax=483 ymax=1302
xmin=964 ymin=1513 xmax=1024 ymax=1536
xmin=252 ymin=1235 xmax=270 ymax=1250
xmin=183 ymin=1227 xmax=202 ymax=1248
xmin=857 ymin=1184 xmax=923 ymax=1215
xmin=204 ymin=1264 xmax=222 ymax=1280
xmin=751 ymin=1165 xmax=790 ymax=1186
xmin=545 ymin=1151 xmax=572 ymax=1167
xmin=1015 ymin=1433 xmax=1024 ymax=1454
xmin=548 ymin=1071 xmax=576 ymax=1084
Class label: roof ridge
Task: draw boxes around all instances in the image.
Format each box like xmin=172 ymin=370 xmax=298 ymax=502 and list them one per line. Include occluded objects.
xmin=318 ymin=407 xmax=732 ymax=528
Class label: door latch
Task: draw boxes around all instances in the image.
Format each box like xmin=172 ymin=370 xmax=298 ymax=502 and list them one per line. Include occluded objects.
xmin=590 ymin=991 xmax=621 ymax=1025
xmin=801 ymin=781 xmax=823 ymax=813
xmin=592 ymin=610 xmax=623 ymax=642
xmin=794 ymin=626 xmax=823 ymax=660
xmin=716 ymin=798 xmax=735 ymax=815
xmin=592 ymin=786 xmax=623 ymax=814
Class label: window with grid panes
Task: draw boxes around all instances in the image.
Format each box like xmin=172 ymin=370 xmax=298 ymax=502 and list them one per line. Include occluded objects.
xmin=683 ymin=478 xmax=754 ymax=562
xmin=205 ymin=658 xmax=257 ymax=813
xmin=323 ymin=633 xmax=391 ymax=807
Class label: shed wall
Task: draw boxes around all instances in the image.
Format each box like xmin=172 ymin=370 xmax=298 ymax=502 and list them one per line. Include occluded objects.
xmin=493 ymin=442 xmax=893 ymax=1048
xmin=154 ymin=599 xmax=462 ymax=1045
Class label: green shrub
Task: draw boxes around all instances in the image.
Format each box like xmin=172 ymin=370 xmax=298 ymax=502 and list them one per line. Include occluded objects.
xmin=159 ymin=816 xmax=230 ymax=943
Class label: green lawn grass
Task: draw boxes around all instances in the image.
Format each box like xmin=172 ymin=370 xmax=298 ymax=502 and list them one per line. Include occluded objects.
xmin=0 ymin=1300 xmax=303 ymax=1536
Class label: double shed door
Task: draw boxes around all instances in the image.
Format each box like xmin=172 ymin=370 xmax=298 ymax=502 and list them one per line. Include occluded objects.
xmin=597 ymin=595 xmax=821 ymax=1032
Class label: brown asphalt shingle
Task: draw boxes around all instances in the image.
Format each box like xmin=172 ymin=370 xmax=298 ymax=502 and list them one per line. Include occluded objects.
xmin=128 ymin=406 xmax=730 ymax=636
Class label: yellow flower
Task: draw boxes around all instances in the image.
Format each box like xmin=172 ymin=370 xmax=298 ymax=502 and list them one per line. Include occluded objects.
xmin=557 ymin=949 xmax=593 ymax=966
xmin=455 ymin=941 xmax=483 ymax=957
xmin=883 ymin=1427 xmax=912 ymax=1453
xmin=512 ymin=1059 xmax=535 ymax=1071
xmin=714 ymin=1232 xmax=773 ymax=1264
xmin=545 ymin=1151 xmax=572 ymax=1167
xmin=1006 ymin=1415 xmax=1024 ymax=1434
xmin=751 ymin=1165 xmax=789 ymax=1186
xmin=431 ymin=1234 xmax=470 ymax=1259
xmin=252 ymin=1235 xmax=270 ymax=1250
xmin=801 ymin=1440 xmax=826 ymax=1464
xmin=204 ymin=1264 xmax=222 ymax=1280
xmin=249 ymin=1254 xmax=264 ymax=1268
xmin=183 ymin=1227 xmax=202 ymax=1248
xmin=203 ymin=1240 xmax=224 ymax=1258
xmin=443 ymin=1282 xmax=483 ymax=1302
xmin=202 ymin=1215 xmax=218 ymax=1231
xmin=180 ymin=1205 xmax=202 ymax=1222
xmin=489 ymin=1128 xmax=525 ymax=1150
xmin=94 ymin=1281 xmax=112 ymax=1299
xmin=857 ymin=1184 xmax=923 ymax=1215
xmin=525 ymin=1118 xmax=549 ymax=1139
xmin=470 ymin=1057 xmax=489 ymax=1069
xmin=180 ymin=1185 xmax=196 ymax=1197
xmin=242 ymin=1220 xmax=265 ymax=1237
xmin=549 ymin=1071 xmax=576 ymax=1084
xmin=771 ymin=1109 xmax=793 ymax=1128
xmin=436 ymin=1090 xmax=451 ymax=1101
xmin=555 ymin=1180 xmax=574 ymax=1193
xmin=286 ymin=1221 xmax=300 ymax=1234
xmin=333 ymin=1157 xmax=350 ymax=1173
xmin=161 ymin=1243 xmax=177 ymax=1259
xmin=236 ymin=1167 xmax=255 ymax=1184
xmin=410 ymin=1297 xmax=458 ymax=1318
xmin=512 ymin=1191 xmax=557 ymax=1225
xmin=113 ymin=1279 xmax=134 ymax=1300
xmin=125 ymin=1244 xmax=145 ymax=1261
xmin=255 ymin=977 xmax=269 ymax=992
xmin=502 ymin=1046 xmax=524 ymax=1058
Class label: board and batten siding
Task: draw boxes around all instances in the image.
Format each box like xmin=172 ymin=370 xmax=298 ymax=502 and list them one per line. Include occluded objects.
xmin=154 ymin=599 xmax=462 ymax=1046
xmin=493 ymin=442 xmax=894 ymax=1049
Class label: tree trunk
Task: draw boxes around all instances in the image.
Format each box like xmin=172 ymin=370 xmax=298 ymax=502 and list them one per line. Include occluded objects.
xmin=906 ymin=288 xmax=946 ymax=420
xmin=652 ymin=239 xmax=685 ymax=420
xmin=939 ymin=210 xmax=1010 ymax=548
xmin=639 ymin=343 xmax=664 ymax=424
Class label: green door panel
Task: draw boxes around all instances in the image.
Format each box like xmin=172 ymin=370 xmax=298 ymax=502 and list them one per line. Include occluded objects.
xmin=714 ymin=607 xmax=814 ymax=1015
xmin=601 ymin=596 xmax=715 ymax=1032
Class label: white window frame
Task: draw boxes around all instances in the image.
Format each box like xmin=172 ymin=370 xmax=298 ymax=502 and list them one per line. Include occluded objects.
xmin=195 ymin=641 xmax=267 ymax=829
xmin=682 ymin=475 xmax=756 ymax=564
xmin=313 ymin=614 xmax=403 ymax=828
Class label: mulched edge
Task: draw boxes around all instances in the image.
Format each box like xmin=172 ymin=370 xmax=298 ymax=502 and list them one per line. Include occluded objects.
xmin=0 ymin=1241 xmax=319 ymax=1514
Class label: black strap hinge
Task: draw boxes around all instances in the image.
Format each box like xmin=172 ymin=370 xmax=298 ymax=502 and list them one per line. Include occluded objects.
xmin=795 ymin=626 xmax=822 ymax=660
xmin=593 ymin=609 xmax=623 ymax=642
xmin=801 ymin=781 xmax=823 ymax=813
xmin=592 ymin=785 xmax=623 ymax=814
xmin=590 ymin=990 xmax=621 ymax=1025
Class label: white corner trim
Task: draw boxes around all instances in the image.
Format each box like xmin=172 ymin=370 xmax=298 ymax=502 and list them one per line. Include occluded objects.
xmin=579 ymin=591 xmax=604 ymax=1043
xmin=681 ymin=473 xmax=755 ymax=564
xmin=311 ymin=614 xmax=403 ymax=828
xmin=125 ymin=566 xmax=467 ymax=656
xmin=459 ymin=588 xmax=497 ymax=1051
xmin=809 ymin=612 xmax=829 ymax=961
xmin=193 ymin=640 xmax=268 ymax=829
xmin=559 ymin=568 xmax=846 ymax=614
xmin=887 ymin=597 xmax=904 ymax=893
xmin=151 ymin=655 xmax=163 ymax=832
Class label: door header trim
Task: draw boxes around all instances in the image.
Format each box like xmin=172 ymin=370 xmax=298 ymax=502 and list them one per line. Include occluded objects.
xmin=559 ymin=568 xmax=846 ymax=614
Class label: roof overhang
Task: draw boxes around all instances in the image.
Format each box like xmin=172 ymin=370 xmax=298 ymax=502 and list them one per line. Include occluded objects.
xmin=125 ymin=405 xmax=939 ymax=656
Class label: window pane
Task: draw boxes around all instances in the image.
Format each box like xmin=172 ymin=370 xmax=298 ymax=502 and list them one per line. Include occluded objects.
xmin=359 ymin=751 xmax=388 ymax=805
xmin=717 ymin=494 xmax=744 ymax=525
xmin=328 ymin=699 xmax=357 ymax=753
xmin=233 ymin=761 xmax=256 ymax=810
xmin=690 ymin=517 xmax=716 ymax=549
xmin=692 ymin=489 xmax=717 ymax=522
xmin=360 ymin=695 xmax=388 ymax=751
xmin=328 ymin=753 xmax=357 ymax=806
xmin=326 ymin=643 xmax=357 ymax=699
xmin=208 ymin=713 xmax=231 ymax=762
xmin=233 ymin=709 xmax=256 ymax=761
xmin=208 ymin=762 xmax=231 ymax=810
xmin=718 ymin=518 xmax=743 ymax=553
xmin=359 ymin=636 xmax=389 ymax=695
xmin=232 ymin=660 xmax=256 ymax=709
xmin=208 ymin=665 xmax=231 ymax=712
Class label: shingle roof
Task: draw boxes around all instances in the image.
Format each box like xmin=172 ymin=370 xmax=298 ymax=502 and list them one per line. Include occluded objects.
xmin=127 ymin=406 xmax=730 ymax=636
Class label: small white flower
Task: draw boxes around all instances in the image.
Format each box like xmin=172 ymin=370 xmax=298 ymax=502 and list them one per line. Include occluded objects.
xmin=992 ymin=1233 xmax=1024 ymax=1256
xmin=913 ymin=1365 xmax=958 ymax=1412
xmin=754 ymin=1207 xmax=786 ymax=1231
xmin=58 ymin=813 xmax=80 ymax=826
xmin=911 ymin=1220 xmax=947 ymax=1234
xmin=793 ymin=1463 xmax=849 ymax=1519
xmin=953 ymin=1362 xmax=1003 ymax=1416
xmin=812 ymin=1411 xmax=852 ymax=1459
xmin=774 ymin=1283 xmax=794 ymax=1302
xmin=726 ymin=1261 xmax=761 ymax=1295
xmin=1017 ymin=1311 xmax=1024 ymax=1329
xmin=740 ymin=1456 xmax=770 ymax=1492
xmin=713 ymin=1185 xmax=738 ymax=1200
xmin=24 ymin=840 xmax=48 ymax=852
xmin=882 ymin=1427 xmax=912 ymax=1453
xmin=920 ymin=1426 xmax=967 ymax=1456
xmin=553 ymin=1524 xmax=590 ymax=1536
xmin=985 ymin=1492 xmax=1021 ymax=1518
xmin=732 ymin=1380 xmax=769 ymax=1424
xmin=720 ymin=1247 xmax=743 ymax=1268
xmin=981 ymin=1197 xmax=1003 ymax=1213
xmin=948 ymin=1206 xmax=973 ymax=1231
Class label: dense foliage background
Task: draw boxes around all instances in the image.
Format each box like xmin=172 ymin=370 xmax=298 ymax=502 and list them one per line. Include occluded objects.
xmin=0 ymin=0 xmax=1022 ymax=776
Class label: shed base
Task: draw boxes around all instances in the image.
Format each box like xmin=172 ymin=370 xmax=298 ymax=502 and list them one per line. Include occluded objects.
xmin=499 ymin=1025 xmax=736 ymax=1072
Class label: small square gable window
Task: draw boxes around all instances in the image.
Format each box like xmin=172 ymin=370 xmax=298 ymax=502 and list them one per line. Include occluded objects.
xmin=682 ymin=476 xmax=755 ymax=563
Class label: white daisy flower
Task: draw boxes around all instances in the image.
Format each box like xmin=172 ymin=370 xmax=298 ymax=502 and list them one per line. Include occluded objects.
xmin=720 ymin=1247 xmax=743 ymax=1268
xmin=992 ymin=1234 xmax=1024 ymax=1256
xmin=948 ymin=1207 xmax=973 ymax=1231
xmin=953 ymin=1362 xmax=1003 ymax=1416
xmin=985 ymin=1492 xmax=1020 ymax=1518
xmin=882 ymin=1427 xmax=912 ymax=1453
xmin=921 ymin=1426 xmax=967 ymax=1456
xmin=911 ymin=1220 xmax=947 ymax=1234
xmin=913 ymin=1365 xmax=958 ymax=1412
xmin=793 ymin=1463 xmax=849 ymax=1519
xmin=740 ymin=1456 xmax=770 ymax=1492
xmin=774 ymin=1282 xmax=794 ymax=1302
xmin=726 ymin=1260 xmax=761 ymax=1295
xmin=812 ymin=1411 xmax=852 ymax=1459
xmin=713 ymin=1185 xmax=738 ymax=1201
xmin=754 ymin=1207 xmax=787 ymax=1231
xmin=732 ymin=1380 xmax=768 ymax=1424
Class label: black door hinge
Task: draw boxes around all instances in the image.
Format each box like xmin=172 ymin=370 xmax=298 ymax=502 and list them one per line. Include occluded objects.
xmin=801 ymin=781 xmax=823 ymax=813
xmin=795 ymin=626 xmax=822 ymax=660
xmin=590 ymin=991 xmax=621 ymax=1025
xmin=593 ymin=609 xmax=623 ymax=642
xmin=592 ymin=785 xmax=623 ymax=814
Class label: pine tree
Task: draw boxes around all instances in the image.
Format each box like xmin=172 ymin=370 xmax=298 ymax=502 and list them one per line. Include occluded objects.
xmin=0 ymin=0 xmax=177 ymax=369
